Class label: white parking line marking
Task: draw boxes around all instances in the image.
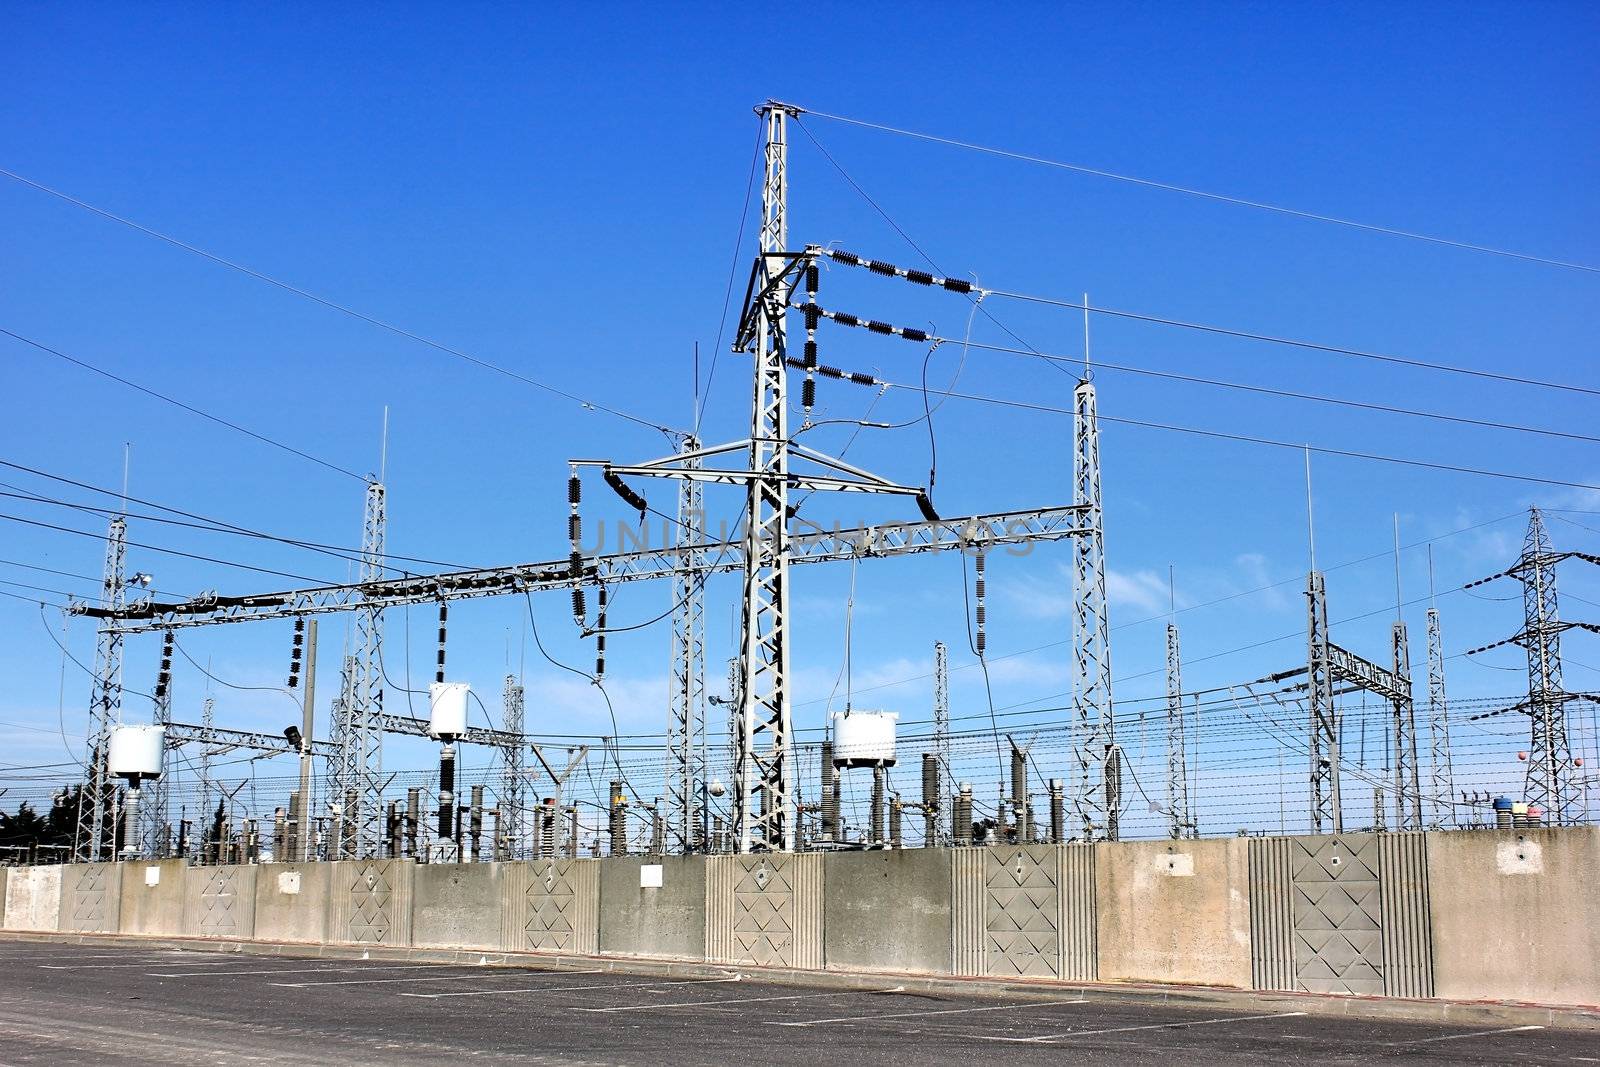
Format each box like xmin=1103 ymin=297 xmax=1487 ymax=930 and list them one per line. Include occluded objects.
xmin=401 ymin=976 xmax=741 ymax=999
xmin=273 ymin=968 xmax=604 ymax=988
xmin=582 ymin=990 xmax=868 ymax=1013
xmin=773 ymin=1000 xmax=1079 ymax=1027
xmin=144 ymin=963 xmax=471 ymax=978
xmin=979 ymin=1010 xmax=1310 ymax=1043
xmin=42 ymin=960 xmax=237 ymax=970
xmin=1381 ymin=1024 xmax=1544 ymax=1047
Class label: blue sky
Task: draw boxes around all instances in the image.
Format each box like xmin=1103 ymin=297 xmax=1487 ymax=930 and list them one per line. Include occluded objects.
xmin=3 ymin=4 xmax=1597 ymax=839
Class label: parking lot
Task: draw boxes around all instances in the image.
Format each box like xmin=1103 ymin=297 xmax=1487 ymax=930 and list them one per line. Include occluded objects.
xmin=0 ymin=938 xmax=1590 ymax=1065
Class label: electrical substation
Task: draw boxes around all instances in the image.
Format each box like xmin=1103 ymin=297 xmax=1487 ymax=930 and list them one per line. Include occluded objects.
xmin=3 ymin=99 xmax=1598 ymax=1014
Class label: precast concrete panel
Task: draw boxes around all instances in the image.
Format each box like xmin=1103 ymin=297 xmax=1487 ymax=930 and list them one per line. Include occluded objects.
xmin=2 ymin=865 xmax=62 ymax=932
xmin=706 ymin=853 xmax=821 ymax=968
xmin=253 ymin=863 xmax=330 ymax=943
xmin=1377 ymin=832 xmax=1434 ymax=998
xmin=330 ymin=860 xmax=412 ymax=946
xmin=187 ymin=864 xmax=257 ymax=939
xmin=1248 ymin=836 xmax=1295 ymax=991
xmin=520 ymin=859 xmax=598 ymax=955
xmin=822 ymin=849 xmax=952 ymax=975
xmin=60 ymin=863 xmax=120 ymax=934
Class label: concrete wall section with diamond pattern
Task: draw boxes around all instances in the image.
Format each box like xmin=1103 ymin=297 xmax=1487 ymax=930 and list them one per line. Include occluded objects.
xmin=706 ymin=853 xmax=822 ymax=969
xmin=951 ymin=844 xmax=1096 ymax=980
xmin=329 ymin=860 xmax=412 ymax=946
xmin=60 ymin=863 xmax=121 ymax=934
xmin=185 ymin=863 xmax=257 ymax=939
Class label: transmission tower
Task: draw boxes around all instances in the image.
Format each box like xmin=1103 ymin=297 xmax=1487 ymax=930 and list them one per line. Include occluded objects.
xmin=502 ymin=674 xmax=526 ymax=856
xmin=1465 ymin=507 xmax=1600 ymax=824
xmin=932 ymin=639 xmax=951 ymax=843
xmin=76 ymin=515 xmax=126 ymax=861
xmin=1425 ymin=606 xmax=1455 ymax=826
xmin=198 ymin=693 xmax=216 ymax=832
xmin=1306 ymin=572 xmax=1341 ymax=833
xmin=350 ymin=479 xmax=387 ymax=856
xmin=1165 ymin=621 xmax=1192 ymax=839
xmin=666 ymin=433 xmax=706 ymax=851
xmin=1072 ymin=377 xmax=1115 ymax=839
xmin=1390 ymin=620 xmax=1421 ymax=829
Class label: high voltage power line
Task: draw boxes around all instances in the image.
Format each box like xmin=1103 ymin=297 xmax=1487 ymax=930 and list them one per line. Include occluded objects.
xmin=0 ymin=168 xmax=678 ymax=436
xmin=790 ymin=104 xmax=1600 ymax=275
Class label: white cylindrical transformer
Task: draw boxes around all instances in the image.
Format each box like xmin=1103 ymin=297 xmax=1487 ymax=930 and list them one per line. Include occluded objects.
xmin=831 ymin=711 xmax=897 ymax=767
xmin=428 ymin=681 xmax=470 ymax=739
xmin=108 ymin=724 xmax=166 ymax=781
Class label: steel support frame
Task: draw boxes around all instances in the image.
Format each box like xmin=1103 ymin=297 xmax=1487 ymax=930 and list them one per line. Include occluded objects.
xmin=1425 ymin=607 xmax=1455 ymax=827
xmin=76 ymin=516 xmax=126 ymax=861
xmin=1517 ymin=508 xmax=1580 ymax=823
xmin=666 ymin=434 xmax=707 ymax=852
xmin=1072 ymin=378 xmax=1115 ymax=840
xmin=1165 ymin=621 xmax=1192 ymax=839
xmin=502 ymin=674 xmax=527 ymax=857
xmin=932 ymin=640 xmax=951 ymax=844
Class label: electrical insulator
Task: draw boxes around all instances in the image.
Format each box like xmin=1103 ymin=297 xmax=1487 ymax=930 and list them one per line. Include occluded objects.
xmin=156 ymin=630 xmax=175 ymax=699
xmin=571 ymin=586 xmax=586 ymax=622
xmin=975 ymin=549 xmax=987 ymax=657
xmin=287 ymin=618 xmax=304 ymax=689
xmin=595 ymin=584 xmax=608 ymax=681
xmin=435 ymin=601 xmax=448 ymax=684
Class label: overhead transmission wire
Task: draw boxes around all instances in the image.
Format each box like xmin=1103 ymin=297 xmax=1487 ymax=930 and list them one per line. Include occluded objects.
xmin=0 ymin=169 xmax=676 ymax=436
xmin=0 ymin=456 xmax=474 ymax=573
xmin=0 ymin=328 xmax=366 ymax=481
xmin=697 ymin=114 xmax=764 ymax=434
xmin=790 ymin=104 xmax=1600 ymax=275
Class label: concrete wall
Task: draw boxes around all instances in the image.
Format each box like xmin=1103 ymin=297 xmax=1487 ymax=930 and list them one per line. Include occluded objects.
xmin=59 ymin=863 xmax=122 ymax=934
xmin=412 ymin=863 xmax=502 ymax=951
xmin=119 ymin=859 xmax=188 ymax=936
xmin=5 ymin=829 xmax=1597 ymax=1009
xmin=599 ymin=856 xmax=705 ymax=960
xmin=254 ymin=863 xmax=330 ymax=944
xmin=824 ymin=849 xmax=952 ymax=975
xmin=1096 ymin=838 xmax=1252 ymax=989
xmin=185 ymin=863 xmax=258 ymax=939
xmin=1427 ymin=827 xmax=1600 ymax=1007
xmin=2 ymin=864 xmax=61 ymax=932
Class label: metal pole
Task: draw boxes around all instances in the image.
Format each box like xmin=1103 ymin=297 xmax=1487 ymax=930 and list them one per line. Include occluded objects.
xmin=298 ymin=619 xmax=317 ymax=861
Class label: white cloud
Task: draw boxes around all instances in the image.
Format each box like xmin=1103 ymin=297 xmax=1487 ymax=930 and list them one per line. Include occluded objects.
xmin=1106 ymin=568 xmax=1175 ymax=614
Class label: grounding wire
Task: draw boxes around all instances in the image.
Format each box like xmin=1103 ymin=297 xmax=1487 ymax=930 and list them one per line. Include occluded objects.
xmin=0 ymin=171 xmax=676 ymax=434
xmin=791 ymin=104 xmax=1600 ymax=275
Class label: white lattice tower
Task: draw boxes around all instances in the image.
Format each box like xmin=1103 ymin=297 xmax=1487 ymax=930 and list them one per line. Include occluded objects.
xmin=1425 ymin=608 xmax=1455 ymax=826
xmin=1165 ymin=621 xmax=1192 ymax=839
xmin=1518 ymin=507 xmax=1579 ymax=823
xmin=76 ymin=515 xmax=126 ymax=861
xmin=1391 ymin=621 xmax=1422 ymax=829
xmin=502 ymin=674 xmax=526 ymax=856
xmin=735 ymin=102 xmax=797 ymax=852
xmin=1306 ymin=571 xmax=1342 ymax=833
xmin=933 ymin=640 xmax=951 ymax=843
xmin=350 ymin=479 xmax=387 ymax=856
xmin=667 ymin=434 xmax=706 ymax=851
xmin=1071 ymin=377 xmax=1114 ymax=839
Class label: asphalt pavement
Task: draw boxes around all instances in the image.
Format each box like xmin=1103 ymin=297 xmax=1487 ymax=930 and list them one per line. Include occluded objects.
xmin=0 ymin=938 xmax=1592 ymax=1065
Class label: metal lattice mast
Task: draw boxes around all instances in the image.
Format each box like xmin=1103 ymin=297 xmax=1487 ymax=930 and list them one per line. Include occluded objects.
xmin=350 ymin=479 xmax=387 ymax=856
xmin=735 ymin=101 xmax=796 ymax=852
xmin=327 ymin=652 xmax=354 ymax=831
xmin=198 ymin=694 xmax=215 ymax=830
xmin=1425 ymin=607 xmax=1455 ymax=826
xmin=667 ymin=434 xmax=706 ymax=851
xmin=933 ymin=640 xmax=951 ymax=842
xmin=1165 ymin=622 xmax=1192 ymax=839
xmin=1307 ymin=571 xmax=1342 ymax=833
xmin=1518 ymin=507 xmax=1578 ymax=823
xmin=1071 ymin=377 xmax=1114 ymax=840
xmin=502 ymin=674 xmax=526 ymax=856
xmin=1391 ymin=620 xmax=1422 ymax=829
xmin=76 ymin=515 xmax=126 ymax=861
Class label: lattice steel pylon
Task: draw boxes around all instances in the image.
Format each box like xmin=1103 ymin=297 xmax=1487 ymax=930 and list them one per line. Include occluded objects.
xmin=1165 ymin=621 xmax=1192 ymax=839
xmin=198 ymin=693 xmax=216 ymax=831
xmin=76 ymin=515 xmax=126 ymax=861
xmin=326 ymin=652 xmax=355 ymax=847
xmin=1391 ymin=620 xmax=1422 ymax=829
xmin=1514 ymin=507 xmax=1580 ymax=823
xmin=1306 ymin=571 xmax=1341 ymax=833
xmin=735 ymin=100 xmax=798 ymax=852
xmin=933 ymin=640 xmax=951 ymax=843
xmin=666 ymin=433 xmax=706 ymax=852
xmin=1425 ymin=607 xmax=1455 ymax=826
xmin=1071 ymin=377 xmax=1115 ymax=840
xmin=351 ymin=480 xmax=386 ymax=856
xmin=502 ymin=673 xmax=526 ymax=856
